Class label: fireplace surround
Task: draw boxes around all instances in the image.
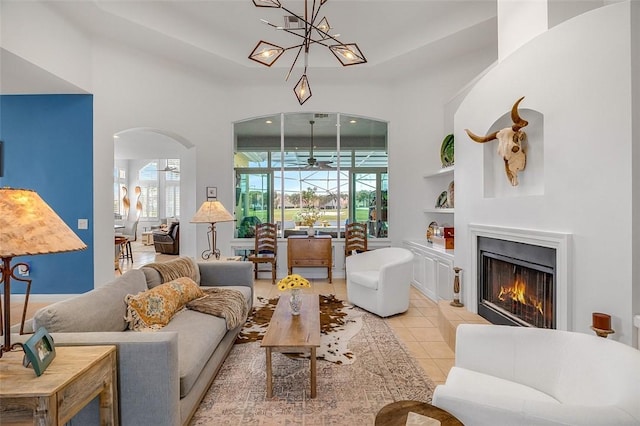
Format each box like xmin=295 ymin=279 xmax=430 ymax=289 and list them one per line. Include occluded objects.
xmin=469 ymin=224 xmax=572 ymax=330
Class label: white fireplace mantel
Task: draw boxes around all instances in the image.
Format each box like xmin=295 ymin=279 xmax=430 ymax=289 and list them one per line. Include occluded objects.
xmin=469 ymin=224 xmax=573 ymax=330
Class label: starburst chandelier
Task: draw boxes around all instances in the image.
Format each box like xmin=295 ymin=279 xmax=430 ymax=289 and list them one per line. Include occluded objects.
xmin=249 ymin=0 xmax=367 ymax=105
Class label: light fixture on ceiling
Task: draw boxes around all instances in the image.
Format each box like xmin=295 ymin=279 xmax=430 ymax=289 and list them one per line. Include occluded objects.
xmin=154 ymin=165 xmax=180 ymax=173
xmin=304 ymin=120 xmax=333 ymax=169
xmin=249 ymin=0 xmax=366 ymax=105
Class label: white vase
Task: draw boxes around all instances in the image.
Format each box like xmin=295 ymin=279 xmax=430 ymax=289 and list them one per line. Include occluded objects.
xmin=307 ymin=226 xmax=315 ymax=237
xmin=289 ymin=289 xmax=302 ymax=315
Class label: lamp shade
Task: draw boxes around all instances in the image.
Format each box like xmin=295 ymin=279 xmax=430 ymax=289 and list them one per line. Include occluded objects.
xmin=0 ymin=188 xmax=87 ymax=257
xmin=190 ymin=200 xmax=234 ymax=224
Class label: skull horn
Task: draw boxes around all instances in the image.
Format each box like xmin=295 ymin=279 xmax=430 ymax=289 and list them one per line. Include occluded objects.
xmin=465 ymin=129 xmax=499 ymax=143
xmin=511 ymin=96 xmax=528 ymax=131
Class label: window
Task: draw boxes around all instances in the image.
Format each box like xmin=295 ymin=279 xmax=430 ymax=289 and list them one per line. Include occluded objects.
xmin=234 ymin=113 xmax=388 ymax=238
xmin=165 ymin=159 xmax=181 ymax=218
xmin=139 ymin=162 xmax=159 ymax=219
xmin=113 ymin=167 xmax=126 ymax=218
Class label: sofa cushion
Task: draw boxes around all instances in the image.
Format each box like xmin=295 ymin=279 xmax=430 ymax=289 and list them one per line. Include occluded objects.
xmin=141 ymin=257 xmax=201 ymax=288
xmin=125 ymin=277 xmax=204 ymax=331
xmin=348 ymin=270 xmax=379 ymax=290
xmin=165 ymin=285 xmax=252 ymax=397
xmin=33 ymin=269 xmax=148 ymax=332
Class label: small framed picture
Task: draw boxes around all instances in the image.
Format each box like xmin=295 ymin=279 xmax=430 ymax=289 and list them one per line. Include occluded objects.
xmin=22 ymin=327 xmax=56 ymax=376
xmin=206 ymin=186 xmax=217 ymax=200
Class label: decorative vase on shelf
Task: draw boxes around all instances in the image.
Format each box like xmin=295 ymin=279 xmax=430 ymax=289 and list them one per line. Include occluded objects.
xmin=307 ymin=226 xmax=315 ymax=237
xmin=289 ymin=289 xmax=302 ymax=315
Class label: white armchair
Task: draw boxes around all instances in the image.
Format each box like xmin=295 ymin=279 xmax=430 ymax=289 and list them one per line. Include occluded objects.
xmin=346 ymin=247 xmax=414 ymax=317
xmin=433 ymin=324 xmax=640 ymax=425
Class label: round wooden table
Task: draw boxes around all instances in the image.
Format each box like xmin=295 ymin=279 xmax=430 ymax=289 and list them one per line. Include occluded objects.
xmin=375 ymin=400 xmax=463 ymax=426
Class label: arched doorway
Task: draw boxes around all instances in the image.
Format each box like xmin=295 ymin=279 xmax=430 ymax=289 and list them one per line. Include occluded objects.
xmin=113 ymin=128 xmax=196 ymax=267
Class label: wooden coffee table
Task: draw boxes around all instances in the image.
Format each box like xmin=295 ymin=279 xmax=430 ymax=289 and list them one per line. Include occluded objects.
xmin=375 ymin=400 xmax=463 ymax=425
xmin=261 ymin=293 xmax=320 ymax=398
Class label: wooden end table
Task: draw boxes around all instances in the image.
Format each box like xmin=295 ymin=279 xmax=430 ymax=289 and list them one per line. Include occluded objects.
xmin=261 ymin=294 xmax=320 ymax=398
xmin=141 ymin=231 xmax=154 ymax=246
xmin=375 ymin=400 xmax=463 ymax=426
xmin=0 ymin=345 xmax=118 ymax=425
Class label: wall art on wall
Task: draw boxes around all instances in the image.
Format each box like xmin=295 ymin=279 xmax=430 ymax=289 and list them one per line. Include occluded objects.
xmin=206 ymin=186 xmax=217 ymax=200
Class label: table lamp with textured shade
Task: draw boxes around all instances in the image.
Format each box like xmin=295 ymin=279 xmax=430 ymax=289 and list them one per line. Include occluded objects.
xmin=0 ymin=188 xmax=87 ymax=357
xmin=190 ymin=200 xmax=234 ymax=260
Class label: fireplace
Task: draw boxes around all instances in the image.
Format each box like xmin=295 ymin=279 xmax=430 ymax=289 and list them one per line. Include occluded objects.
xmin=477 ymin=236 xmax=556 ymax=328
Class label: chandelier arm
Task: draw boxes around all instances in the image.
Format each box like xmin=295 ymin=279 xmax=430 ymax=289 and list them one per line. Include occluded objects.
xmin=285 ymin=45 xmax=305 ymax=81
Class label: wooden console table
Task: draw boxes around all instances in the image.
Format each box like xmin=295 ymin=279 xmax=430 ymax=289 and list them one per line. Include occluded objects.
xmin=287 ymin=235 xmax=332 ymax=282
xmin=0 ymin=345 xmax=118 ymax=425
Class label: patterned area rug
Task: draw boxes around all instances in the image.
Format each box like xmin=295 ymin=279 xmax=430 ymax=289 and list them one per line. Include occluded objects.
xmin=236 ymin=294 xmax=363 ymax=365
xmin=190 ymin=307 xmax=435 ymax=425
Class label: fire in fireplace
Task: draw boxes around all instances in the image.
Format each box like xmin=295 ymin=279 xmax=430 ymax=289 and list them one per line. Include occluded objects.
xmin=478 ymin=237 xmax=556 ymax=328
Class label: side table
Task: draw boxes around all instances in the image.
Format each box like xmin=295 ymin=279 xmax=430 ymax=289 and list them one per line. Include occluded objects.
xmin=375 ymin=400 xmax=462 ymax=426
xmin=0 ymin=345 xmax=118 ymax=425
xmin=141 ymin=231 xmax=154 ymax=246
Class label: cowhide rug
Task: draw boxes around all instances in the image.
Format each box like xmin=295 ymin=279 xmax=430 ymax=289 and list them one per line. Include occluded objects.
xmin=235 ymin=294 xmax=363 ymax=364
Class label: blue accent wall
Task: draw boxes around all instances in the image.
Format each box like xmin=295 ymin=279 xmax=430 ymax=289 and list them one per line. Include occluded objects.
xmin=0 ymin=94 xmax=94 ymax=294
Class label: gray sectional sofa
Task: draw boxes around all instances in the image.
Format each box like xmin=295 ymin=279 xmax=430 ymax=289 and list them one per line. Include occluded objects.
xmin=19 ymin=258 xmax=254 ymax=426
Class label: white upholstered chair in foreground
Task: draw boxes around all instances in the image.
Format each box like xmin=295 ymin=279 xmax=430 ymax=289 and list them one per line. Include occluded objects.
xmin=346 ymin=247 xmax=414 ymax=317
xmin=433 ymin=324 xmax=640 ymax=425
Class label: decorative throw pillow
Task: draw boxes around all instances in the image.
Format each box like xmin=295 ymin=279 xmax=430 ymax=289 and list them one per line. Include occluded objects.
xmin=125 ymin=277 xmax=204 ymax=331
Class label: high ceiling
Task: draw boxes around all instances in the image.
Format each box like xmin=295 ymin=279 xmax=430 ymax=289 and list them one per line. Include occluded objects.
xmin=1 ymin=0 xmax=499 ymax=93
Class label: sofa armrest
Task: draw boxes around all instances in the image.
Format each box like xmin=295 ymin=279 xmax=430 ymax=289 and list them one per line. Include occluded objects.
xmin=13 ymin=331 xmax=181 ymax=426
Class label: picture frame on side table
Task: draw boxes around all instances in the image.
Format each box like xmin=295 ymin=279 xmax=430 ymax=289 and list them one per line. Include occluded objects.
xmin=22 ymin=327 xmax=56 ymax=376
xmin=206 ymin=186 xmax=217 ymax=200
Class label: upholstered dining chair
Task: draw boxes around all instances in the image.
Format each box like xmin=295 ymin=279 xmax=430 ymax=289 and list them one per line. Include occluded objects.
xmin=346 ymin=247 xmax=414 ymax=317
xmin=345 ymin=222 xmax=368 ymax=258
xmin=115 ymin=219 xmax=138 ymax=262
xmin=247 ymin=223 xmax=278 ymax=284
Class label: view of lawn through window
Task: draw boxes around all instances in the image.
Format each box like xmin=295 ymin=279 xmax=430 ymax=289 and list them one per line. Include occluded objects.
xmin=234 ymin=113 xmax=388 ymax=239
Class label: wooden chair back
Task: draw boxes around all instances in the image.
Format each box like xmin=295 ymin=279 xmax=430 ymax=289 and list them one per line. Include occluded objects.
xmin=345 ymin=222 xmax=368 ymax=256
xmin=254 ymin=223 xmax=277 ymax=255
xmin=248 ymin=223 xmax=278 ymax=284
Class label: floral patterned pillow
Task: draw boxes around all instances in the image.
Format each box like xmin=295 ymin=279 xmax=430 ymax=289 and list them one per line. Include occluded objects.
xmin=125 ymin=277 xmax=204 ymax=331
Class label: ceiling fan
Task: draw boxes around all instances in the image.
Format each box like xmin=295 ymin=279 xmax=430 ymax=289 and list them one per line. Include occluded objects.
xmin=154 ymin=165 xmax=180 ymax=173
xmin=303 ymin=120 xmax=334 ymax=169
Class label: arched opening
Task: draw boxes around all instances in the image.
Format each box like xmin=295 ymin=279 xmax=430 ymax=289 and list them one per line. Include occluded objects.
xmin=113 ymin=128 xmax=196 ymax=269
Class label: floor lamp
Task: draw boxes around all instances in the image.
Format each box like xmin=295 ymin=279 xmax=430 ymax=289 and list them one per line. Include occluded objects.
xmin=0 ymin=188 xmax=87 ymax=357
xmin=190 ymin=200 xmax=234 ymax=260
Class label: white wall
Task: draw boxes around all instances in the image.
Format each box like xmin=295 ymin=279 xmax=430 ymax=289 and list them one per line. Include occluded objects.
xmin=498 ymin=0 xmax=548 ymax=61
xmin=455 ymin=2 xmax=636 ymax=344
xmin=0 ymin=1 xmax=92 ymax=92
xmin=632 ymin=0 xmax=640 ymax=346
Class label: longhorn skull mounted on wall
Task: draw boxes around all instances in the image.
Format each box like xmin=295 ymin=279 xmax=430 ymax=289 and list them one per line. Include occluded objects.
xmin=465 ymin=96 xmax=528 ymax=186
